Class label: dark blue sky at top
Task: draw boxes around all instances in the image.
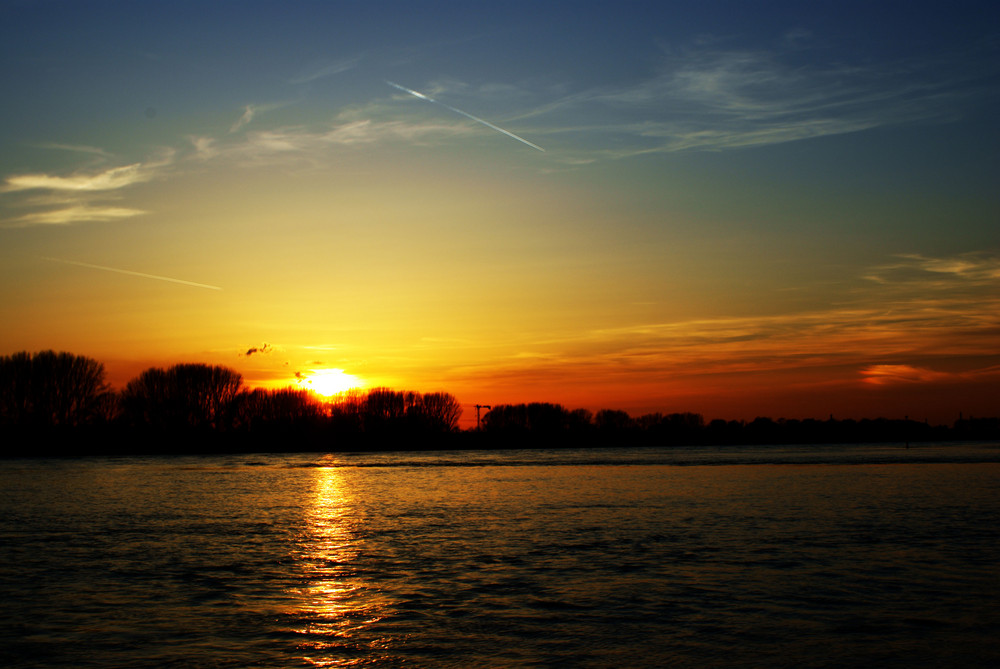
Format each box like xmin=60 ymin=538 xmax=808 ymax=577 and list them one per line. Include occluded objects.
xmin=1 ymin=0 xmax=997 ymax=223
xmin=3 ymin=1 xmax=997 ymax=117
xmin=2 ymin=0 xmax=997 ymax=247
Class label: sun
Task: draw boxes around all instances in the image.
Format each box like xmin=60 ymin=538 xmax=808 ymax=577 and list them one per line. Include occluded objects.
xmin=298 ymin=368 xmax=364 ymax=398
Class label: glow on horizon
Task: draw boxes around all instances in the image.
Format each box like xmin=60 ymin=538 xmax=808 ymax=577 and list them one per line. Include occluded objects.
xmin=297 ymin=368 xmax=366 ymax=398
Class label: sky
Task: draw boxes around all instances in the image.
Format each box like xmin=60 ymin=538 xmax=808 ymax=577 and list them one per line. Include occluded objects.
xmin=1 ymin=0 xmax=998 ymax=426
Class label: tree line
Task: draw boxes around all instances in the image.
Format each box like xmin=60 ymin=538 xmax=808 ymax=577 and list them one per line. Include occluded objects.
xmin=0 ymin=351 xmax=462 ymax=454
xmin=2 ymin=350 xmax=997 ymax=455
xmin=478 ymin=402 xmax=999 ymax=445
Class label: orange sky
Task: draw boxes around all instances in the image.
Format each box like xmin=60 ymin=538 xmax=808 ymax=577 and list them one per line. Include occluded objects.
xmin=2 ymin=3 xmax=998 ymax=428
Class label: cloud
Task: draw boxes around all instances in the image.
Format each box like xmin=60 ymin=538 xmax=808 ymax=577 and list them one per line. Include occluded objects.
xmin=33 ymin=143 xmax=114 ymax=158
xmin=2 ymin=149 xmax=174 ymax=193
xmin=2 ymin=163 xmax=152 ymax=193
xmin=1 ymin=151 xmax=172 ymax=226
xmin=243 ymin=343 xmax=274 ymax=357
xmin=289 ymin=57 xmax=360 ymax=85
xmin=895 ymin=253 xmax=1000 ymax=281
xmin=446 ymin=251 xmax=1000 ymax=393
xmin=511 ymin=38 xmax=996 ymax=160
xmin=189 ymin=136 xmax=218 ymax=160
xmin=861 ymin=363 xmax=1000 ymax=386
xmin=230 ymin=105 xmax=257 ymax=133
xmin=863 ymin=252 xmax=1000 ymax=288
xmin=1 ymin=205 xmax=146 ymax=227
xmin=203 ymin=113 xmax=481 ymax=166
xmin=860 ymin=364 xmax=950 ymax=385
xmin=38 ymin=256 xmax=222 ymax=290
xmin=228 ymin=102 xmax=292 ymax=133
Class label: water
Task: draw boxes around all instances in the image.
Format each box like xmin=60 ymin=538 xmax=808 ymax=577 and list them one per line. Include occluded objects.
xmin=1 ymin=443 xmax=999 ymax=667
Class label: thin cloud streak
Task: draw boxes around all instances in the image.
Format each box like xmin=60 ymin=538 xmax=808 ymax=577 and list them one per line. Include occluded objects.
xmin=2 ymin=163 xmax=152 ymax=192
xmin=230 ymin=106 xmax=257 ymax=133
xmin=387 ymin=81 xmax=545 ymax=152
xmin=289 ymin=57 xmax=360 ymax=85
xmin=512 ymin=40 xmax=996 ymax=160
xmin=1 ymin=152 xmax=173 ymax=226
xmin=229 ymin=102 xmax=293 ymax=133
xmin=447 ymin=252 xmax=1000 ymax=390
xmin=34 ymin=143 xmax=114 ymax=158
xmin=2 ymin=205 xmax=146 ymax=228
xmin=861 ymin=363 xmax=1000 ymax=386
xmin=40 ymin=257 xmax=222 ymax=291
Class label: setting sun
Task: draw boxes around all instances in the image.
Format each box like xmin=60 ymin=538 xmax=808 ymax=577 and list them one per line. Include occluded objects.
xmin=298 ymin=369 xmax=364 ymax=398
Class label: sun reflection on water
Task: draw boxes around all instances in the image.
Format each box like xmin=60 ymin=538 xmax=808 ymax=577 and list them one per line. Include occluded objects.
xmin=290 ymin=458 xmax=393 ymax=666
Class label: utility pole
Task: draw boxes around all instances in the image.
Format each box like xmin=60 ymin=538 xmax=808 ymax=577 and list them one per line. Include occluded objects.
xmin=474 ymin=404 xmax=491 ymax=430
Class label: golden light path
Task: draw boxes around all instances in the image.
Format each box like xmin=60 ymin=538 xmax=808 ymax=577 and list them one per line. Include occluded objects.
xmin=294 ymin=460 xmax=394 ymax=667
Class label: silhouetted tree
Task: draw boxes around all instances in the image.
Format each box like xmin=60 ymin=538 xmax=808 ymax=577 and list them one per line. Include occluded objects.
xmin=662 ymin=412 xmax=705 ymax=444
xmin=417 ymin=392 xmax=463 ymax=432
xmin=362 ymin=387 xmax=409 ymax=433
xmin=121 ymin=363 xmax=243 ymax=431
xmin=0 ymin=350 xmax=112 ymax=429
xmin=232 ymin=387 xmax=324 ymax=432
xmin=568 ymin=408 xmax=594 ymax=432
xmin=482 ymin=403 xmax=576 ymax=436
xmin=329 ymin=388 xmax=366 ymax=434
xmin=481 ymin=404 xmax=529 ymax=433
xmin=594 ymin=409 xmax=633 ymax=432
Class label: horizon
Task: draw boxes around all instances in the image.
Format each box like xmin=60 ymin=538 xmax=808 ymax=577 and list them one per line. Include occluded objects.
xmin=2 ymin=1 xmax=998 ymax=429
xmin=4 ymin=348 xmax=995 ymax=433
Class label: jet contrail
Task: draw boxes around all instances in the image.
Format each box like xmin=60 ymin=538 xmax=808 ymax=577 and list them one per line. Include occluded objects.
xmin=40 ymin=256 xmax=222 ymax=291
xmin=386 ymin=81 xmax=545 ymax=152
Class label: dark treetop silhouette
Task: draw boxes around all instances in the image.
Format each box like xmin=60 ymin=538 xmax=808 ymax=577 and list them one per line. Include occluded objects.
xmin=1 ymin=350 xmax=997 ymax=456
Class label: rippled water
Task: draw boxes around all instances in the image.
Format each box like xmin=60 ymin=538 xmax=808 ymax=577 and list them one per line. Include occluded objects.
xmin=2 ymin=443 xmax=999 ymax=667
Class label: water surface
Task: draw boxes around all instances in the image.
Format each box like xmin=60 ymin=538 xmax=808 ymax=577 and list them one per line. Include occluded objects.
xmin=2 ymin=443 xmax=998 ymax=667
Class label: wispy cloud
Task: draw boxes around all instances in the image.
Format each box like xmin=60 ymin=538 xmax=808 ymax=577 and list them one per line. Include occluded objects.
xmin=861 ymin=363 xmax=1000 ymax=386
xmin=863 ymin=252 xmax=1000 ymax=293
xmin=230 ymin=106 xmax=257 ymax=133
xmin=289 ymin=57 xmax=360 ymax=85
xmin=202 ymin=112 xmax=481 ymax=167
xmin=2 ymin=163 xmax=153 ymax=193
xmin=228 ymin=102 xmax=293 ymax=133
xmin=189 ymin=136 xmax=219 ymax=160
xmin=870 ymin=253 xmax=1000 ymax=282
xmin=242 ymin=343 xmax=274 ymax=357
xmin=1 ymin=152 xmax=172 ymax=227
xmin=861 ymin=364 xmax=949 ymax=385
xmin=387 ymin=81 xmax=545 ymax=152
xmin=447 ymin=251 xmax=1000 ymax=390
xmin=2 ymin=205 xmax=146 ymax=228
xmin=39 ymin=256 xmax=222 ymax=291
xmin=514 ymin=38 xmax=996 ymax=159
xmin=33 ymin=143 xmax=114 ymax=158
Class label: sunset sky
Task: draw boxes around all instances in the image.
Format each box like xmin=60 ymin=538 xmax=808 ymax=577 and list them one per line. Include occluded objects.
xmin=2 ymin=1 xmax=998 ymax=425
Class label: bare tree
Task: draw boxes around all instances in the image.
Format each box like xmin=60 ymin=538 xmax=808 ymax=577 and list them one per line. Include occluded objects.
xmin=594 ymin=409 xmax=634 ymax=432
xmin=419 ymin=392 xmax=463 ymax=432
xmin=0 ymin=350 xmax=111 ymax=428
xmin=121 ymin=363 xmax=243 ymax=430
xmin=362 ymin=387 xmax=408 ymax=432
xmin=232 ymin=387 xmax=324 ymax=432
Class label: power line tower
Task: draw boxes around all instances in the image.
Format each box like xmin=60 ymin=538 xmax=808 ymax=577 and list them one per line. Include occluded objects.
xmin=474 ymin=404 xmax=492 ymax=430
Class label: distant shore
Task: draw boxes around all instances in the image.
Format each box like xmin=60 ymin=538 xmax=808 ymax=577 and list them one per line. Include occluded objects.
xmin=3 ymin=351 xmax=998 ymax=457
xmin=4 ymin=417 xmax=999 ymax=458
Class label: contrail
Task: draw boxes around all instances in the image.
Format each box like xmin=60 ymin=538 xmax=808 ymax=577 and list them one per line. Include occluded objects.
xmin=386 ymin=81 xmax=545 ymax=152
xmin=40 ymin=256 xmax=222 ymax=291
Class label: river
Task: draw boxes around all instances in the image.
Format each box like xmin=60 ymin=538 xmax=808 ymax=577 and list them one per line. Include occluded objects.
xmin=1 ymin=443 xmax=998 ymax=667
